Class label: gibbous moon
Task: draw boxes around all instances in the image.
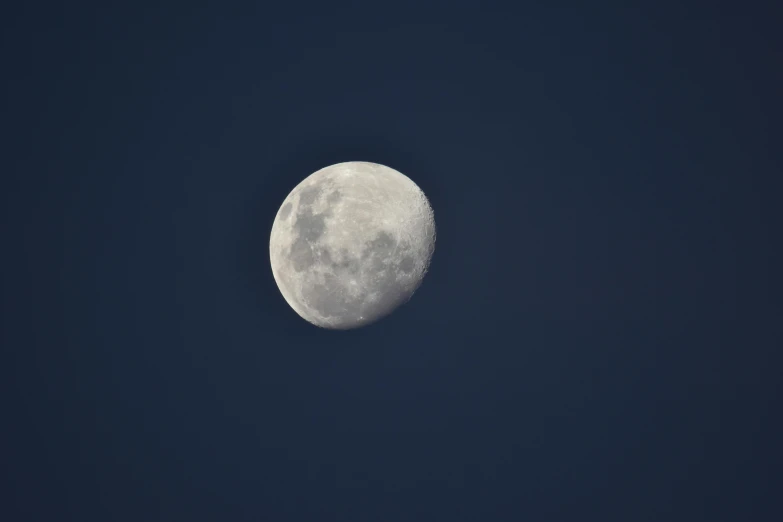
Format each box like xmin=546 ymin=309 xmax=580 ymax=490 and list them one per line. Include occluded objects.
xmin=269 ymin=161 xmax=436 ymax=329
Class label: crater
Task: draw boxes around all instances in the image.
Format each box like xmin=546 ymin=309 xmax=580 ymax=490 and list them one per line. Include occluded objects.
xmin=399 ymin=256 xmax=415 ymax=273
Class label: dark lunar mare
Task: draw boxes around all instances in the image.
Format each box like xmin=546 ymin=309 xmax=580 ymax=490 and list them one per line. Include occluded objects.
xmin=289 ymin=182 xmax=329 ymax=272
xmin=301 ymin=230 xmax=415 ymax=328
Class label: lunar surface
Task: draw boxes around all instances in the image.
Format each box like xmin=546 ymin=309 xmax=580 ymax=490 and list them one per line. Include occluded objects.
xmin=269 ymin=161 xmax=436 ymax=329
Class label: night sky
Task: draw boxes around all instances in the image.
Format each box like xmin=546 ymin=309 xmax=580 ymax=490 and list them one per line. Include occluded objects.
xmin=3 ymin=2 xmax=781 ymax=521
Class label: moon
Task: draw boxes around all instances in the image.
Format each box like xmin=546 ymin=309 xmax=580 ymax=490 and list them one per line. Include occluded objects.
xmin=269 ymin=161 xmax=436 ymax=329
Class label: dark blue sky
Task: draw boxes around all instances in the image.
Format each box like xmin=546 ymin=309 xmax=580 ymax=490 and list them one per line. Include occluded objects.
xmin=3 ymin=1 xmax=781 ymax=521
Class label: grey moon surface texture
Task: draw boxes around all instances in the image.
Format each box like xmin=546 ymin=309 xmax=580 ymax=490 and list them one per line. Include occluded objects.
xmin=269 ymin=161 xmax=436 ymax=329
